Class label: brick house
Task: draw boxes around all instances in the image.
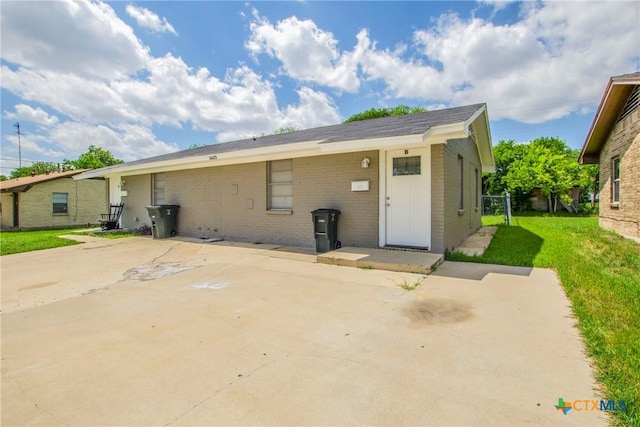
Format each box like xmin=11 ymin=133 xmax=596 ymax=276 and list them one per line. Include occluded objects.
xmin=77 ymin=104 xmax=494 ymax=253
xmin=579 ymin=72 xmax=640 ymax=241
xmin=0 ymin=170 xmax=107 ymax=230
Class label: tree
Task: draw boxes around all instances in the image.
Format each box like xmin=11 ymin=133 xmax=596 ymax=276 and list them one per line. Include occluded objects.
xmin=484 ymin=137 xmax=598 ymax=213
xmin=503 ymin=137 xmax=580 ymax=212
xmin=64 ymin=145 xmax=124 ymax=169
xmin=9 ymin=146 xmax=124 ymax=178
xmin=575 ymin=162 xmax=599 ymax=209
xmin=0 ymin=175 xmax=7 ymax=181
xmin=10 ymin=162 xmax=61 ymax=178
xmin=482 ymin=140 xmax=531 ymax=210
xmin=344 ymin=105 xmax=426 ymax=123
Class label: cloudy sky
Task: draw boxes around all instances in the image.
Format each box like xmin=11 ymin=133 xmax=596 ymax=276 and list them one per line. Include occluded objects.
xmin=1 ymin=0 xmax=639 ymax=175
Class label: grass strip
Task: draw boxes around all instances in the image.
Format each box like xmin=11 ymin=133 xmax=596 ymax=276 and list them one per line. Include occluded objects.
xmin=447 ymin=216 xmax=639 ymax=425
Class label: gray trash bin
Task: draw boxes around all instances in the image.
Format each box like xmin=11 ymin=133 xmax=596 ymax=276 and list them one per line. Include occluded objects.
xmin=145 ymin=205 xmax=180 ymax=238
xmin=311 ymin=208 xmax=341 ymax=253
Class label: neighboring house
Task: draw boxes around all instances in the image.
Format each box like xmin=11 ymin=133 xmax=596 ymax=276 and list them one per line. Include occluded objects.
xmin=0 ymin=170 xmax=107 ymax=230
xmin=77 ymin=104 xmax=494 ymax=253
xmin=579 ymin=72 xmax=640 ymax=241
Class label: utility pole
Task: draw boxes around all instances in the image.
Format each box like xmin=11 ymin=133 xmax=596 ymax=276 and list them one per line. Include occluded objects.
xmin=13 ymin=122 xmax=24 ymax=169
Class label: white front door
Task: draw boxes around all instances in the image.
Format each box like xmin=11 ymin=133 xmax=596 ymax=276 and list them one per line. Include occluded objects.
xmin=385 ymin=148 xmax=430 ymax=248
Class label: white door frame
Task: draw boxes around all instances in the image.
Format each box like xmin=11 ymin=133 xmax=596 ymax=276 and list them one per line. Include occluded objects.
xmin=378 ymin=147 xmax=431 ymax=249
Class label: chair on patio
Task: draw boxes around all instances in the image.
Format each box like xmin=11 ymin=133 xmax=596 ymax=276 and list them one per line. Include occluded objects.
xmin=99 ymin=203 xmax=124 ymax=231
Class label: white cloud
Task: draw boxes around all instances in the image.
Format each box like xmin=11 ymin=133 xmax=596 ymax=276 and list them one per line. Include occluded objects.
xmin=47 ymin=122 xmax=177 ymax=162
xmin=244 ymin=2 xmax=638 ymax=124
xmin=3 ymin=0 xmax=637 ymax=172
xmin=0 ymin=0 xmax=149 ymax=80
xmin=0 ymin=1 xmax=342 ymax=168
xmin=3 ymin=132 xmax=65 ymax=160
xmin=408 ymin=1 xmax=640 ymax=122
xmin=125 ymin=5 xmax=178 ymax=35
xmin=246 ymin=11 xmax=360 ymax=92
xmin=3 ymin=104 xmax=59 ymax=126
xmin=216 ymin=86 xmax=342 ymax=141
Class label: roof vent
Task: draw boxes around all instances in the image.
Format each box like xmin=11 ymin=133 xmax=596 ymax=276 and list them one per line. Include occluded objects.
xmin=617 ymin=85 xmax=640 ymax=123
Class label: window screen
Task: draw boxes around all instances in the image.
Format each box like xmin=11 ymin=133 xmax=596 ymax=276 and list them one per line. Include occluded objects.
xmin=153 ymin=173 xmax=165 ymax=204
xmin=268 ymin=159 xmax=293 ymax=210
xmin=53 ymin=192 xmax=68 ymax=214
xmin=612 ymin=157 xmax=620 ymax=203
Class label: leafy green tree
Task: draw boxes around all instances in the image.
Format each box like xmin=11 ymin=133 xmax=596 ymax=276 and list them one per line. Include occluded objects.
xmin=64 ymin=145 xmax=124 ymax=169
xmin=9 ymin=146 xmax=123 ymax=178
xmin=344 ymin=105 xmax=426 ymax=123
xmin=10 ymin=162 xmax=61 ymax=178
xmin=482 ymin=140 xmax=531 ymax=210
xmin=573 ymin=156 xmax=599 ymax=209
xmin=483 ymin=140 xmax=525 ymax=194
xmin=504 ymin=137 xmax=579 ymax=212
xmin=0 ymin=175 xmax=7 ymax=181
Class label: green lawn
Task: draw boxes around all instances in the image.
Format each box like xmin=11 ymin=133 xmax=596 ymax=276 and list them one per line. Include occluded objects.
xmin=0 ymin=228 xmax=84 ymax=256
xmin=448 ymin=216 xmax=640 ymax=426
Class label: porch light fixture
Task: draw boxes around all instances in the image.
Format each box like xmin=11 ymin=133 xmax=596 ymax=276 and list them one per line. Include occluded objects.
xmin=361 ymin=157 xmax=370 ymax=168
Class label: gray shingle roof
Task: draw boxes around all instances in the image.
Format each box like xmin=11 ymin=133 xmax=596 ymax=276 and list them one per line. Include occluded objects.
xmin=122 ymin=103 xmax=485 ymax=168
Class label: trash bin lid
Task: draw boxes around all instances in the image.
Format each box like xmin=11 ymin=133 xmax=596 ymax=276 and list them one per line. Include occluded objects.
xmin=311 ymin=208 xmax=340 ymax=215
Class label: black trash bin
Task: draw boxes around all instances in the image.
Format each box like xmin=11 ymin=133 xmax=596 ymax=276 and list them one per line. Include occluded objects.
xmin=311 ymin=208 xmax=341 ymax=253
xmin=145 ymin=205 xmax=180 ymax=238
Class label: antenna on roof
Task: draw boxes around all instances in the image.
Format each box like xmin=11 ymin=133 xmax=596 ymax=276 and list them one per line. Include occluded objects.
xmin=13 ymin=122 xmax=25 ymax=169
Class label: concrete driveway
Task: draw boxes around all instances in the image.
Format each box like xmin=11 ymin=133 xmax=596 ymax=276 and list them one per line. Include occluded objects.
xmin=1 ymin=236 xmax=606 ymax=426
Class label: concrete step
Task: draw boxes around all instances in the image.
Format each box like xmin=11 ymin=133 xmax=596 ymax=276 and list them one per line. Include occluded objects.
xmin=317 ymin=247 xmax=444 ymax=274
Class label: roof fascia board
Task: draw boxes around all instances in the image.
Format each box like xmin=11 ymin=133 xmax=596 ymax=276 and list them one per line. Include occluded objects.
xmin=421 ymin=122 xmax=468 ymax=145
xmin=469 ymin=108 xmax=496 ymax=172
xmin=79 ymin=132 xmax=441 ymax=179
xmin=579 ymin=77 xmax=639 ymax=164
xmin=76 ymin=139 xmax=325 ymax=179
xmin=579 ymin=78 xmax=616 ymax=164
xmin=98 ymin=148 xmax=325 ymax=178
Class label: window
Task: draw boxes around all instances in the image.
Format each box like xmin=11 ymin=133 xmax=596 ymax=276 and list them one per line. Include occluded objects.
xmin=392 ymin=156 xmax=421 ymax=176
xmin=612 ymin=157 xmax=620 ymax=203
xmin=268 ymin=159 xmax=293 ymax=210
xmin=475 ymin=168 xmax=479 ymax=209
xmin=52 ymin=192 xmax=68 ymax=214
xmin=152 ymin=173 xmax=165 ymax=204
xmin=457 ymin=155 xmax=464 ymax=210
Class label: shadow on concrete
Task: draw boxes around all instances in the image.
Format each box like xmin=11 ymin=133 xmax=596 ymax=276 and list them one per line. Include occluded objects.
xmin=432 ymin=261 xmax=533 ymax=281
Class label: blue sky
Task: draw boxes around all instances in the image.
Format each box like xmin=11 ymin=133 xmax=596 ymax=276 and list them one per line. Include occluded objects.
xmin=1 ymin=1 xmax=639 ymax=175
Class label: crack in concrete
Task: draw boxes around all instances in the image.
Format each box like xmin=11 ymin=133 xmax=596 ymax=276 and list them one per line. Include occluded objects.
xmin=151 ymin=244 xmax=180 ymax=264
xmin=164 ymin=355 xmax=290 ymax=426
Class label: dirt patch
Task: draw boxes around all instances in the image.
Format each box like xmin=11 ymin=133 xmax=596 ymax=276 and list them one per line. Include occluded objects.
xmin=404 ymin=298 xmax=474 ymax=325
xmin=123 ymin=263 xmax=199 ymax=281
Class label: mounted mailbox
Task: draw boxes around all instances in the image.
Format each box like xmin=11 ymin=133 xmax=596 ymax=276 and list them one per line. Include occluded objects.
xmin=351 ymin=180 xmax=370 ymax=192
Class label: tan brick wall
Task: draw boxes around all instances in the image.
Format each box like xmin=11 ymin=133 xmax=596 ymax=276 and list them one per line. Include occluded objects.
xmin=123 ymin=152 xmax=379 ymax=247
xmin=598 ymin=108 xmax=640 ymax=239
xmin=10 ymin=177 xmax=107 ymax=229
xmin=433 ymin=138 xmax=482 ymax=253
xmin=430 ymin=144 xmax=445 ymax=253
